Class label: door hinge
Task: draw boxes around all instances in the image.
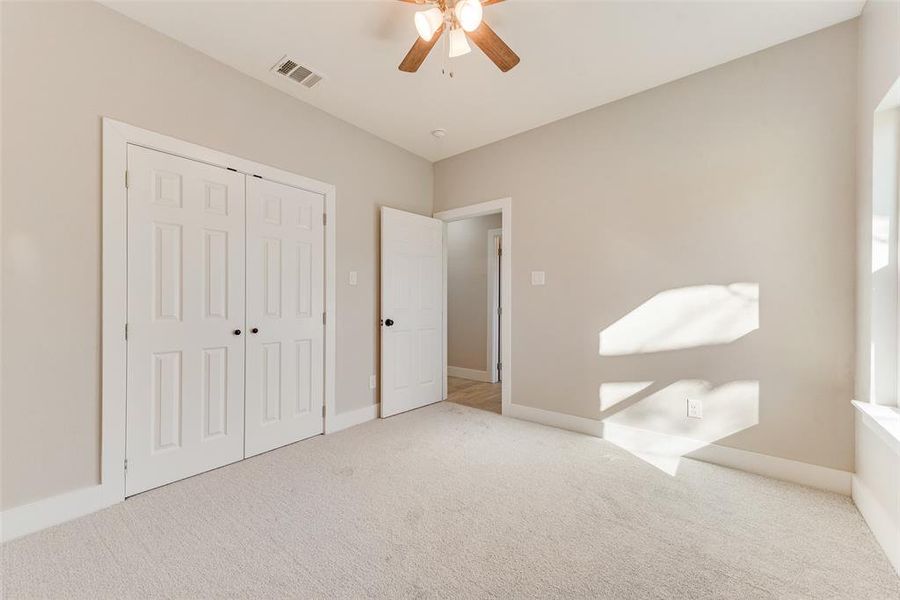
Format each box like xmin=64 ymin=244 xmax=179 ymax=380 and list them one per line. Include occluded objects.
xmin=125 ymin=323 xmax=128 ymax=340
xmin=322 ymin=405 xmax=326 ymax=418
xmin=498 ymin=306 xmax=502 ymax=315
xmin=323 ymin=312 xmax=326 ymax=325
xmin=498 ymin=246 xmax=502 ymax=257
xmin=124 ymin=170 xmax=129 ymax=189
xmin=498 ymin=362 xmax=502 ymax=371
xmin=124 ymin=458 xmax=128 ymax=473
xmin=323 ymin=213 xmax=327 ymax=226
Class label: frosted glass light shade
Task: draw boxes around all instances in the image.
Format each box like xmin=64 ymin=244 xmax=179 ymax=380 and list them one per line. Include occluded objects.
xmin=448 ymin=27 xmax=471 ymax=58
xmin=454 ymin=0 xmax=483 ymax=32
xmin=415 ymin=7 xmax=443 ymax=41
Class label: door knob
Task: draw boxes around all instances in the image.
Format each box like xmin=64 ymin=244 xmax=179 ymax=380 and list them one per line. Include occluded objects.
xmin=233 ymin=329 xmax=242 ymax=336
xmin=384 ymin=319 xmax=394 ymax=327
xmin=251 ymin=328 xmax=259 ymax=334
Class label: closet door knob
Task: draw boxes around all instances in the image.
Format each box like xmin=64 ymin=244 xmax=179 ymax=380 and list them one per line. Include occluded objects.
xmin=251 ymin=328 xmax=259 ymax=334
xmin=233 ymin=329 xmax=242 ymax=336
xmin=384 ymin=319 xmax=394 ymax=327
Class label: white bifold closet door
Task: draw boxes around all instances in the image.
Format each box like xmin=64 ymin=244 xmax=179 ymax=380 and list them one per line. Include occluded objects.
xmin=244 ymin=177 xmax=325 ymax=457
xmin=126 ymin=145 xmax=325 ymax=496
xmin=126 ymin=145 xmax=246 ymax=496
xmin=380 ymin=207 xmax=443 ymax=418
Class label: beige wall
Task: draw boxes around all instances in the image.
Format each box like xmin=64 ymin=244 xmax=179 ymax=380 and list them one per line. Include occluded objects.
xmin=447 ymin=214 xmax=502 ymax=373
xmin=0 ymin=1 xmax=432 ymax=510
xmin=435 ymin=22 xmax=858 ymax=471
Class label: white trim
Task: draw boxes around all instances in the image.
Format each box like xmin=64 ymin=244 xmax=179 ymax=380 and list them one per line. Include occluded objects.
xmin=101 ymin=118 xmax=336 ymax=505
xmin=853 ymin=474 xmax=900 ymax=574
xmin=324 ymin=182 xmax=337 ymax=433
xmin=101 ymin=120 xmax=128 ymax=507
xmin=0 ymin=485 xmax=117 ymax=543
xmin=853 ymin=406 xmax=900 ymax=575
xmin=487 ymin=228 xmax=502 ymax=384
xmin=853 ymin=400 xmax=900 ymax=456
xmin=442 ymin=222 xmax=449 ymax=400
xmin=686 ymin=435 xmax=851 ymax=495
xmin=327 ymin=403 xmax=381 ymax=434
xmin=505 ymin=403 xmax=605 ymax=437
xmin=506 ymin=405 xmax=851 ymax=495
xmin=435 ymin=198 xmax=512 ymax=415
xmin=447 ymin=366 xmax=493 ymax=383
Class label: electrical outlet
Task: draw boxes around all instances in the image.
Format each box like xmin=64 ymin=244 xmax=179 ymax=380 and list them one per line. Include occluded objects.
xmin=531 ymin=271 xmax=546 ymax=286
xmin=369 ymin=375 xmax=377 ymax=390
xmin=687 ymin=398 xmax=703 ymax=419
xmin=349 ymin=271 xmax=358 ymax=286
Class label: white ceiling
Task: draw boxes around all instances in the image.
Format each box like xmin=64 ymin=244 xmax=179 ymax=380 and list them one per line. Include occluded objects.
xmin=103 ymin=1 xmax=863 ymax=162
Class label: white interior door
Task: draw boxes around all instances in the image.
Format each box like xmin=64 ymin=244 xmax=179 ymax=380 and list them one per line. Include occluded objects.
xmin=244 ymin=177 xmax=325 ymax=457
xmin=381 ymin=207 xmax=444 ymax=417
xmin=126 ymin=145 xmax=246 ymax=496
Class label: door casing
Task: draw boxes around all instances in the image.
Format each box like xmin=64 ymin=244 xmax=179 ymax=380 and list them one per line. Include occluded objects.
xmin=102 ymin=118 xmax=336 ymax=505
xmin=487 ymin=227 xmax=502 ymax=384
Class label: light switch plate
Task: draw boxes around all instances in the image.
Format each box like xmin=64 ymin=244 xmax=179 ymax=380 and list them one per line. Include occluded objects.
xmin=369 ymin=375 xmax=377 ymax=390
xmin=531 ymin=271 xmax=546 ymax=286
xmin=349 ymin=271 xmax=358 ymax=286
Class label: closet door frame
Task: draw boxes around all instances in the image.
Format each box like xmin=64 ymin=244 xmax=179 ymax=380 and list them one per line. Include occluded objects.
xmin=102 ymin=118 xmax=336 ymax=505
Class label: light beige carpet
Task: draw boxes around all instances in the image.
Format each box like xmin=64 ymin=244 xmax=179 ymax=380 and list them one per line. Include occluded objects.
xmin=2 ymin=402 xmax=898 ymax=599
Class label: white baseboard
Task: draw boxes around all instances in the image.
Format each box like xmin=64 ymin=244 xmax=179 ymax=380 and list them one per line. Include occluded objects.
xmin=687 ymin=437 xmax=851 ymax=495
xmin=1 ymin=484 xmax=116 ymax=543
xmin=505 ymin=405 xmax=851 ymax=495
xmin=853 ymin=474 xmax=900 ymax=574
xmin=505 ymin=402 xmax=605 ymax=437
xmin=447 ymin=366 xmax=493 ymax=383
xmin=1 ymin=401 xmax=855 ymax=544
xmin=4 ymin=403 xmax=381 ymax=542
xmin=326 ymin=402 xmax=380 ymax=433
xmin=853 ymin=408 xmax=900 ymax=575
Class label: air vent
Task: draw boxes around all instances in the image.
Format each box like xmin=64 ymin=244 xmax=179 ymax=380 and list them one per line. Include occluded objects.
xmin=271 ymin=56 xmax=324 ymax=89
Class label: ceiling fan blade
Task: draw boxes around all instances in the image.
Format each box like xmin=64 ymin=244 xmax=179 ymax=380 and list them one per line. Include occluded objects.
xmin=466 ymin=21 xmax=519 ymax=72
xmin=399 ymin=25 xmax=445 ymax=72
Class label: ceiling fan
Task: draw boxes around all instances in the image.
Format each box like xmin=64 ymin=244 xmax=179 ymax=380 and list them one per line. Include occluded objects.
xmin=397 ymin=0 xmax=520 ymax=73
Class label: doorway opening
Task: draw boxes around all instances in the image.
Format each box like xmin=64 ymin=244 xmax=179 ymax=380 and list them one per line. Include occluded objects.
xmin=442 ymin=215 xmax=502 ymax=413
xmin=435 ymin=198 xmax=512 ymax=416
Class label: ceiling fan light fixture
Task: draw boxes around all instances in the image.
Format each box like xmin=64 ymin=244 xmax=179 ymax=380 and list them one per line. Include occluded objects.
xmin=414 ymin=7 xmax=443 ymax=41
xmin=448 ymin=27 xmax=471 ymax=57
xmin=454 ymin=0 xmax=483 ymax=32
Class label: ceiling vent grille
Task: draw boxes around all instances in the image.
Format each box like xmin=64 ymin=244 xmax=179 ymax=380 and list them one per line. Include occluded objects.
xmin=272 ymin=56 xmax=324 ymax=89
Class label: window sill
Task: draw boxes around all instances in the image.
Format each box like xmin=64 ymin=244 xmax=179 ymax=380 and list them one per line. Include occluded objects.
xmin=852 ymin=400 xmax=900 ymax=456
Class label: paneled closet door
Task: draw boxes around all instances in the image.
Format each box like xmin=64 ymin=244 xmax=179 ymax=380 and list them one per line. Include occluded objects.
xmin=244 ymin=178 xmax=325 ymax=457
xmin=126 ymin=145 xmax=246 ymax=496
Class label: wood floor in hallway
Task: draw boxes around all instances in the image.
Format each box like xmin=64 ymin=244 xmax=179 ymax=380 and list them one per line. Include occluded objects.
xmin=446 ymin=376 xmax=501 ymax=414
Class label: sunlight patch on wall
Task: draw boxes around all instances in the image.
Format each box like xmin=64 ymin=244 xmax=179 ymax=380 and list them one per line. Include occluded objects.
xmin=603 ymin=423 xmax=709 ymax=475
xmin=599 ymin=381 xmax=654 ymax=411
xmin=598 ymin=283 xmax=759 ymax=356
xmin=602 ymin=380 xmax=759 ymax=475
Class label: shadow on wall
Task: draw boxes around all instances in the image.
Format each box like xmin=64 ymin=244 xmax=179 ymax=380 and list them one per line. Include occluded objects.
xmin=597 ymin=283 xmax=760 ymax=475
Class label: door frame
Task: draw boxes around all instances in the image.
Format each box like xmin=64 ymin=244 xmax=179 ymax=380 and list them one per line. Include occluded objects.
xmin=434 ymin=198 xmax=512 ymax=414
xmin=487 ymin=228 xmax=502 ymax=384
xmin=101 ymin=118 xmax=337 ymax=505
